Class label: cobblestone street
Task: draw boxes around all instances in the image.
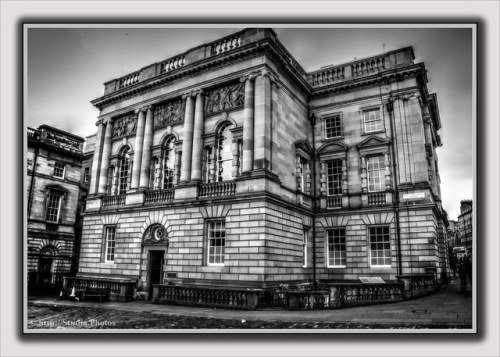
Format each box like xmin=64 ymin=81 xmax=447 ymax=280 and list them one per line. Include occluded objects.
xmin=27 ymin=279 xmax=473 ymax=331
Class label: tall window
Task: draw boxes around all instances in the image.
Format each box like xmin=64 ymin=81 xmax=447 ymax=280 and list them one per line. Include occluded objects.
xmin=367 ymin=156 xmax=384 ymax=192
xmin=162 ymin=138 xmax=175 ymax=189
xmin=297 ymin=157 xmax=308 ymax=192
xmin=104 ymin=226 xmax=116 ymax=263
xmin=327 ymin=228 xmax=346 ymax=267
xmin=118 ymin=147 xmax=130 ymax=195
xmin=216 ymin=124 xmax=233 ymax=182
xmin=325 ymin=115 xmax=342 ymax=138
xmin=363 ymin=108 xmax=383 ymax=133
xmin=369 ymin=226 xmax=391 ymax=266
xmin=53 ymin=162 xmax=65 ymax=178
xmin=327 ymin=160 xmax=343 ymax=195
xmin=207 ymin=220 xmax=226 ymax=265
xmin=45 ymin=191 xmax=63 ymax=223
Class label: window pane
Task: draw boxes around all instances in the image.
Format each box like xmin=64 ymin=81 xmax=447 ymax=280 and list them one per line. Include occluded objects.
xmin=325 ymin=115 xmax=342 ymax=138
xmin=327 ymin=228 xmax=346 ymax=266
xmin=369 ymin=226 xmax=391 ymax=266
xmin=327 ymin=160 xmax=343 ymax=196
xmin=367 ymin=156 xmax=385 ymax=192
xmin=119 ymin=149 xmax=130 ymax=194
xmin=363 ymin=109 xmax=383 ymax=132
xmin=46 ymin=192 xmax=61 ymax=222
xmin=208 ymin=221 xmax=226 ymax=265
xmin=105 ymin=226 xmax=116 ymax=262
xmin=53 ymin=163 xmax=65 ymax=178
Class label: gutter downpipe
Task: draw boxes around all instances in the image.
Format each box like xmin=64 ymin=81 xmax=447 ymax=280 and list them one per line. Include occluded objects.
xmin=309 ymin=111 xmax=318 ymax=290
xmin=386 ymin=96 xmax=403 ymax=276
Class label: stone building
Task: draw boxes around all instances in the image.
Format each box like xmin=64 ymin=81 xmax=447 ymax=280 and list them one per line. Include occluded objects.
xmin=27 ymin=125 xmax=86 ymax=293
xmin=77 ymin=28 xmax=448 ymax=300
xmin=457 ymin=200 xmax=473 ymax=252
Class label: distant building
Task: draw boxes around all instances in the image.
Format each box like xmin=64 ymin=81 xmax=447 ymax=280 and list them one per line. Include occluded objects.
xmin=457 ymin=200 xmax=473 ymax=251
xmin=27 ymin=125 xmax=86 ymax=293
xmin=446 ymin=219 xmax=459 ymax=248
xmin=74 ymin=28 xmax=449 ymax=301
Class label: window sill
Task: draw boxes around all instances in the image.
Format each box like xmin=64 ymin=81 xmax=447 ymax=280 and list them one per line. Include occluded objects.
xmin=327 ymin=265 xmax=347 ymax=269
xmin=361 ymin=130 xmax=385 ymax=136
xmin=322 ymin=136 xmax=344 ymax=142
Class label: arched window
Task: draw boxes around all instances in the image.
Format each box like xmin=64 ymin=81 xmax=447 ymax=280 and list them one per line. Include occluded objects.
xmin=216 ymin=123 xmax=233 ymax=182
xmin=118 ymin=147 xmax=131 ymax=194
xmin=162 ymin=138 xmax=176 ymax=189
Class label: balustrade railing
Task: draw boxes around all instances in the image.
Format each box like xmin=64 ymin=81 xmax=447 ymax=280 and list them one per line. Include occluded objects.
xmin=199 ymin=181 xmax=236 ymax=198
xmin=159 ymin=54 xmax=186 ymax=74
xmin=351 ymin=57 xmax=385 ymax=77
xmin=27 ymin=127 xmax=40 ymax=139
xmin=326 ymin=195 xmax=343 ymax=209
xmin=311 ymin=66 xmax=345 ymax=86
xmin=212 ymin=35 xmax=241 ymax=55
xmin=101 ymin=194 xmax=126 ymax=209
xmin=118 ymin=70 xmax=140 ymax=89
xmin=156 ymin=284 xmax=257 ymax=309
xmin=287 ymin=291 xmax=330 ymax=310
xmin=144 ymin=189 xmax=175 ymax=204
xmin=368 ymin=192 xmax=386 ymax=205
xmin=63 ymin=277 xmax=136 ymax=302
xmin=331 ymin=282 xmax=404 ymax=308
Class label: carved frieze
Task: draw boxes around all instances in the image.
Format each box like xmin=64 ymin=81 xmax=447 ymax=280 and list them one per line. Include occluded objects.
xmin=112 ymin=113 xmax=137 ymax=139
xmin=143 ymin=224 xmax=168 ymax=245
xmin=154 ymin=99 xmax=186 ymax=128
xmin=45 ymin=131 xmax=82 ymax=151
xmin=204 ymin=83 xmax=245 ymax=115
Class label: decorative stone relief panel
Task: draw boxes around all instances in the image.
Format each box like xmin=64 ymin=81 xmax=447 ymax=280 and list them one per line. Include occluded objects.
xmin=143 ymin=224 xmax=169 ymax=245
xmin=45 ymin=131 xmax=82 ymax=150
xmin=204 ymin=83 xmax=245 ymax=115
xmin=154 ymin=99 xmax=186 ymax=129
xmin=112 ymin=113 xmax=138 ymax=139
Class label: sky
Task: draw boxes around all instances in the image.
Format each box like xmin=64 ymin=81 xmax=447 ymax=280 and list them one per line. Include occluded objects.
xmin=26 ymin=25 xmax=474 ymax=220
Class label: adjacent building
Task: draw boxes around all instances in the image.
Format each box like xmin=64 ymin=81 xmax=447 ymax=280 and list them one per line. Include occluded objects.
xmin=457 ymin=200 xmax=473 ymax=252
xmin=76 ymin=28 xmax=449 ymax=300
xmin=27 ymin=125 xmax=86 ymax=293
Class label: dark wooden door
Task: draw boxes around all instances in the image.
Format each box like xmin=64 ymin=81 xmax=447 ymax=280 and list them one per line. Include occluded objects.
xmin=148 ymin=251 xmax=164 ymax=299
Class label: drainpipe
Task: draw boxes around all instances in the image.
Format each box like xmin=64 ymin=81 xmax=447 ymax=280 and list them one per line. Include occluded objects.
xmin=309 ymin=112 xmax=318 ymax=290
xmin=386 ymin=97 xmax=403 ymax=276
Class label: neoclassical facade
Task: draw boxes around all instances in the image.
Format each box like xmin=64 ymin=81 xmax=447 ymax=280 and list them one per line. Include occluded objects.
xmin=79 ymin=28 xmax=449 ymax=299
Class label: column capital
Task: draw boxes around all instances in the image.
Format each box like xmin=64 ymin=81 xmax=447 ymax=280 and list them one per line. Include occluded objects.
xmin=182 ymin=89 xmax=204 ymax=100
xmin=239 ymin=71 xmax=260 ymax=83
xmin=135 ymin=105 xmax=152 ymax=114
xmin=256 ymin=69 xmax=279 ymax=84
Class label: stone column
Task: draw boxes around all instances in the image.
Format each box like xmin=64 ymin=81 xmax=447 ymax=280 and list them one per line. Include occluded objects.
xmin=111 ymin=166 xmax=119 ymax=195
xmin=130 ymin=108 xmax=146 ymax=190
xmin=173 ymin=150 xmax=182 ymax=185
xmin=360 ymin=155 xmax=368 ymax=193
xmin=89 ymin=120 xmax=105 ymax=195
xmin=384 ymin=152 xmax=392 ymax=189
xmin=208 ymin=146 xmax=217 ymax=183
xmin=341 ymin=158 xmax=348 ymax=194
xmin=231 ymin=139 xmax=241 ymax=178
xmin=180 ymin=93 xmax=195 ymax=183
xmin=241 ymin=75 xmax=255 ymax=173
xmin=319 ymin=161 xmax=327 ymax=196
xmin=139 ymin=106 xmax=154 ymax=189
xmin=190 ymin=91 xmax=205 ymax=182
xmin=98 ymin=118 xmax=114 ymax=195
xmin=253 ymin=71 xmax=272 ymax=171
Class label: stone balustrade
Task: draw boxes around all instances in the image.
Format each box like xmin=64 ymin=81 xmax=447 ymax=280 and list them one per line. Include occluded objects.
xmin=351 ymin=57 xmax=386 ymax=77
xmin=101 ymin=194 xmax=126 ymax=209
xmin=144 ymin=188 xmax=175 ymax=204
xmin=329 ymin=282 xmax=404 ymax=308
xmin=212 ymin=34 xmax=241 ymax=55
xmin=159 ymin=54 xmax=186 ymax=74
xmin=326 ymin=195 xmax=342 ymax=209
xmin=154 ymin=284 xmax=259 ymax=309
xmin=367 ymin=192 xmax=386 ymax=205
xmin=62 ymin=276 xmax=137 ymax=302
xmin=118 ymin=70 xmax=140 ymax=89
xmin=199 ymin=181 xmax=236 ymax=198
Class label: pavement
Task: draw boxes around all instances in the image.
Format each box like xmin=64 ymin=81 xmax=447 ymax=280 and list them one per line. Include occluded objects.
xmin=28 ymin=278 xmax=473 ymax=329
